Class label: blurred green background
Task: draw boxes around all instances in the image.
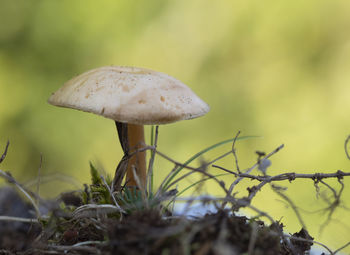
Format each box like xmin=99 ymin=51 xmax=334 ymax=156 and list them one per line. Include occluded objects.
xmin=1 ymin=0 xmax=350 ymax=252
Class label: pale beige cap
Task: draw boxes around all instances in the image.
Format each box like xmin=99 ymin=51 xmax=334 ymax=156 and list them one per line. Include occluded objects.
xmin=48 ymin=66 xmax=209 ymax=125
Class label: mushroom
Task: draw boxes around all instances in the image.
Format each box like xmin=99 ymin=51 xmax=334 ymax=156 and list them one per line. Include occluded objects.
xmin=48 ymin=66 xmax=209 ymax=190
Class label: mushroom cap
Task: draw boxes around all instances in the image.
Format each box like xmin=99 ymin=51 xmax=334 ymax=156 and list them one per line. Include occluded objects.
xmin=48 ymin=66 xmax=210 ymax=125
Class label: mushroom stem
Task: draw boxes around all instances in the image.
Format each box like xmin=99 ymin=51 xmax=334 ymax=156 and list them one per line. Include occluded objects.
xmin=126 ymin=124 xmax=146 ymax=188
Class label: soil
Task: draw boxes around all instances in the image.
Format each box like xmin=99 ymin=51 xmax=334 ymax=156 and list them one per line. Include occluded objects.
xmin=0 ymin=187 xmax=314 ymax=255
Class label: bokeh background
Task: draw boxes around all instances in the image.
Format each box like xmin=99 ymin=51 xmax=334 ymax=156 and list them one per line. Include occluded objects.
xmin=1 ymin=0 xmax=350 ymax=252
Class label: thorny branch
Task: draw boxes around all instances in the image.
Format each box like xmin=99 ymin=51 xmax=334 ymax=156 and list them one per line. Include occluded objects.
xmin=105 ymin=133 xmax=349 ymax=240
xmin=211 ymin=168 xmax=350 ymax=183
xmin=210 ymin=133 xmax=350 ymax=254
xmin=226 ymin=143 xmax=285 ymax=195
xmin=213 ymin=139 xmax=350 ymax=234
xmin=216 ymin=133 xmax=285 ymax=209
xmin=213 ymin=164 xmax=349 ymax=227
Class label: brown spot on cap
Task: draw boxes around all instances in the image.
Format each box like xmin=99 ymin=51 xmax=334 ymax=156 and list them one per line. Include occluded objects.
xmin=122 ymin=85 xmax=130 ymax=92
xmin=138 ymin=99 xmax=146 ymax=104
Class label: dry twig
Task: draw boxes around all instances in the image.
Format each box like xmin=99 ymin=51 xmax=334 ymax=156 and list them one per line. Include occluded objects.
xmin=231 ymin=131 xmax=241 ymax=174
xmin=0 ymin=140 xmax=9 ymax=164
xmin=100 ymin=175 xmax=125 ymax=213
xmin=147 ymin=125 xmax=159 ymax=193
xmin=0 ymin=169 xmax=41 ymax=218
